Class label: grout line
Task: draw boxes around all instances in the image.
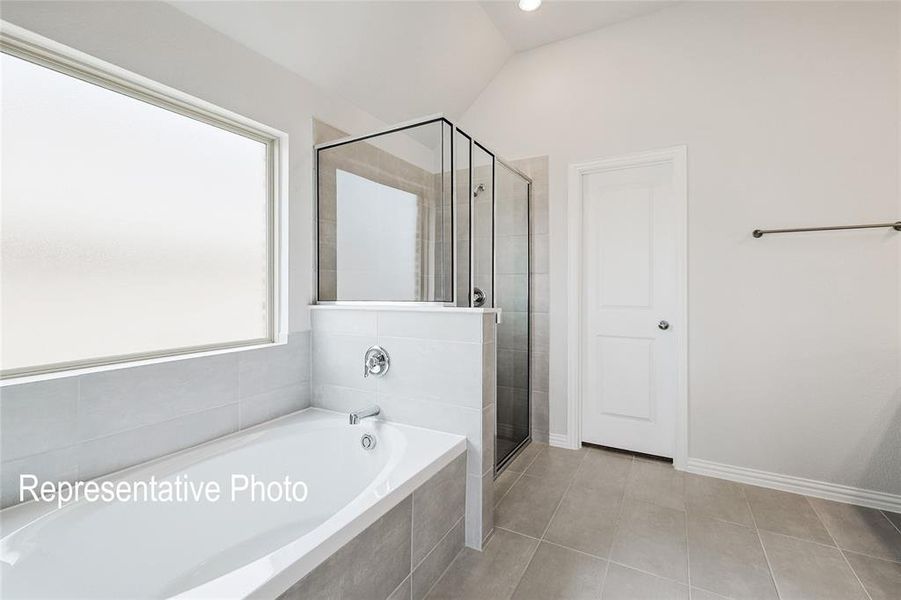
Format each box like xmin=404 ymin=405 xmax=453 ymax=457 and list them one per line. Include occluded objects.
xmin=422 ymin=548 xmax=459 ymax=600
xmin=418 ymin=516 xmax=465 ymax=600
xmin=412 ymin=514 xmax=463 ymax=573
xmin=506 ymin=447 xmax=589 ymax=598
xmin=540 ymin=538 xmax=606 ymax=560
xmin=605 ymin=456 xmax=635 ymax=565
xmin=689 ymin=585 xmax=733 ymax=599
xmin=410 ymin=492 xmax=415 ymax=577
xmin=494 ymin=469 xmax=525 ymax=508
xmin=742 ymin=484 xmax=784 ymax=600
xmin=77 ymin=400 xmax=240 ymax=446
xmin=807 ymin=500 xmax=874 ymax=600
xmin=386 ymin=574 xmax=410 ymax=600
xmin=685 ymin=491 xmax=693 ymax=599
xmin=838 ymin=548 xmax=875 ymax=600
xmin=496 ymin=525 xmax=540 ymax=541
xmin=751 ymin=522 xmax=901 ymax=566
xmin=605 ymin=559 xmax=690 ymax=589
xmin=509 ymin=531 xmax=544 ymax=597
xmin=880 ymin=509 xmax=901 ymax=535
xmin=501 ymin=528 xmax=694 ymax=591
xmin=511 ymin=442 xmax=545 ymax=474
xmin=538 ymin=448 xmax=589 ymax=540
xmin=597 ymin=549 xmax=612 ymax=599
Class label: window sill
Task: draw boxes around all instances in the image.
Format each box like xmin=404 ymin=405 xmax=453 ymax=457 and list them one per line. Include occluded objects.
xmin=0 ymin=338 xmax=288 ymax=387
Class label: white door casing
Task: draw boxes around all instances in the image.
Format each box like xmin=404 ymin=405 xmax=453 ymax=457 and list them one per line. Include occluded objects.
xmin=565 ymin=147 xmax=687 ymax=468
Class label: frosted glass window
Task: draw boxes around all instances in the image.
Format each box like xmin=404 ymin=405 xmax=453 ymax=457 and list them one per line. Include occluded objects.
xmin=1 ymin=51 xmax=276 ymax=377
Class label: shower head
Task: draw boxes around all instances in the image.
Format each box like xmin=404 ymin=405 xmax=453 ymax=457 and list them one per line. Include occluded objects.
xmin=473 ymin=183 xmax=485 ymax=198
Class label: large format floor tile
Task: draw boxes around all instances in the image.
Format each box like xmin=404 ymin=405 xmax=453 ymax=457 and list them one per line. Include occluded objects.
xmin=684 ymin=473 xmax=753 ymax=526
xmin=760 ymin=531 xmax=868 ymax=600
xmin=600 ymin=563 xmax=689 ymax=600
xmin=624 ymin=460 xmax=685 ymax=511
xmin=543 ymin=479 xmax=623 ymax=557
xmin=493 ymin=469 xmax=521 ymax=506
xmin=511 ymin=542 xmax=606 ymax=600
xmin=429 ymin=441 xmax=901 ymax=600
xmin=808 ymin=497 xmax=901 ymax=562
xmin=609 ymin=500 xmax=689 ymax=583
xmin=571 ymin=446 xmax=633 ymax=492
xmin=687 ymin=514 xmax=777 ymax=600
xmin=743 ymin=485 xmax=834 ymax=544
xmin=521 ymin=446 xmax=586 ymax=485
xmin=495 ymin=474 xmax=568 ymax=538
xmin=426 ymin=528 xmax=538 ymax=600
xmin=843 ymin=550 xmax=901 ymax=600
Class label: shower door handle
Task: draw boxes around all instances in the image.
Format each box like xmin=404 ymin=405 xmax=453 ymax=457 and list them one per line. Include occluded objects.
xmin=472 ymin=287 xmax=486 ymax=308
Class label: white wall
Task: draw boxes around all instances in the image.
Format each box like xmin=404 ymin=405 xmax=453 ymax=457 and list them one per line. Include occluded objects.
xmin=462 ymin=2 xmax=901 ymax=495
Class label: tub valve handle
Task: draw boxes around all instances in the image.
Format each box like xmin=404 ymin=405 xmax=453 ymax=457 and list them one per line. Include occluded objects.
xmin=363 ymin=346 xmax=390 ymax=378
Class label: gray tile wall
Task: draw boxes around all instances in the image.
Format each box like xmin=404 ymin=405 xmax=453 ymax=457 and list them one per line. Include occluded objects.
xmin=279 ymin=453 xmax=466 ymax=600
xmin=509 ymin=156 xmax=550 ymax=444
xmin=310 ymin=307 xmax=495 ymax=549
xmin=0 ymin=332 xmax=311 ymax=507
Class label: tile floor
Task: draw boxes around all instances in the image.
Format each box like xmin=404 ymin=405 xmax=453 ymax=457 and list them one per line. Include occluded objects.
xmin=425 ymin=443 xmax=901 ymax=600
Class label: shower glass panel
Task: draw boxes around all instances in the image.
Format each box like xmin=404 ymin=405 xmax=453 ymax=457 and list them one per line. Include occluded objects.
xmin=495 ymin=162 xmax=531 ymax=469
xmin=316 ymin=119 xmax=453 ymax=302
xmin=471 ymin=143 xmax=494 ymax=308
xmin=314 ymin=116 xmax=534 ymax=474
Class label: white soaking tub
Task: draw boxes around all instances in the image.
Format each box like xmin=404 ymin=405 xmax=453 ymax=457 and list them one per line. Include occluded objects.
xmin=0 ymin=408 xmax=466 ymax=599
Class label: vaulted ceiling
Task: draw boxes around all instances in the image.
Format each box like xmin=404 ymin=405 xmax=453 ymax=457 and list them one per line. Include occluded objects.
xmin=170 ymin=1 xmax=672 ymax=124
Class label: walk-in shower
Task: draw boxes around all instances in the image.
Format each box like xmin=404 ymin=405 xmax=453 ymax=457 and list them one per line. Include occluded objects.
xmin=314 ymin=116 xmax=532 ymax=472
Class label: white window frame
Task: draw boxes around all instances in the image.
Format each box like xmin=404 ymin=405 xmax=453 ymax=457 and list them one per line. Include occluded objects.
xmin=0 ymin=21 xmax=289 ymax=383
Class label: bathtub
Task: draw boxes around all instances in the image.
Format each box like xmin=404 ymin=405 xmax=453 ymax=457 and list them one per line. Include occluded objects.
xmin=0 ymin=408 xmax=466 ymax=599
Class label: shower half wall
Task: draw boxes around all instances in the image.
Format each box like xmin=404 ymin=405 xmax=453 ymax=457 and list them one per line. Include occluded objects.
xmin=313 ymin=116 xmax=533 ymax=472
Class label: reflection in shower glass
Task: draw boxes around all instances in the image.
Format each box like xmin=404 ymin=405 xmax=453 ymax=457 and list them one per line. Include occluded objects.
xmin=495 ymin=163 xmax=531 ymax=469
xmin=335 ymin=171 xmax=418 ymax=299
xmin=317 ymin=120 xmax=453 ymax=302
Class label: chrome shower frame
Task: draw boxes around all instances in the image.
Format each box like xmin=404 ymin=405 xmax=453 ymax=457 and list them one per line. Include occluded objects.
xmin=313 ymin=114 xmax=533 ymax=476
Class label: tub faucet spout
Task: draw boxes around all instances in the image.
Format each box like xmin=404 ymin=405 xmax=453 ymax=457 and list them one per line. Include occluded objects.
xmin=349 ymin=405 xmax=380 ymax=425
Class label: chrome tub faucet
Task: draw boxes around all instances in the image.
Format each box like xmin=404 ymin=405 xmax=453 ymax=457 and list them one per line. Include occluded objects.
xmin=349 ymin=405 xmax=380 ymax=425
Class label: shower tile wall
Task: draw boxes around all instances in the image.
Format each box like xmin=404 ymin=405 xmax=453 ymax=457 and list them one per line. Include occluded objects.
xmin=314 ymin=120 xmax=450 ymax=302
xmin=0 ymin=333 xmax=312 ymax=508
xmin=494 ymin=166 xmax=530 ymax=462
xmin=509 ymin=156 xmax=550 ymax=444
xmin=309 ymin=306 xmax=497 ymax=549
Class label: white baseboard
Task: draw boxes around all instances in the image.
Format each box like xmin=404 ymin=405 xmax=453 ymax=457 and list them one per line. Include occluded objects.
xmin=548 ymin=433 xmax=571 ymax=449
xmin=685 ymin=458 xmax=901 ymax=513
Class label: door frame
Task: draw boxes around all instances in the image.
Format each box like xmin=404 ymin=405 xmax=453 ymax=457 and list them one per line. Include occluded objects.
xmin=565 ymin=146 xmax=689 ymax=469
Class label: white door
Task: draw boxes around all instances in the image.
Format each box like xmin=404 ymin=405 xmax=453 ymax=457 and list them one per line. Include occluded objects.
xmin=579 ymin=158 xmax=681 ymax=457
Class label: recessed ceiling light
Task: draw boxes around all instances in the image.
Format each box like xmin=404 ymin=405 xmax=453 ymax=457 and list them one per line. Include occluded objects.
xmin=518 ymin=0 xmax=541 ymax=12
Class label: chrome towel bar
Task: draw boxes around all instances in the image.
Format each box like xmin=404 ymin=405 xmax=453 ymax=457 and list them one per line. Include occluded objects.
xmin=753 ymin=221 xmax=901 ymax=238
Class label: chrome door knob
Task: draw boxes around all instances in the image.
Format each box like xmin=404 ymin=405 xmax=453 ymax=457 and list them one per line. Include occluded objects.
xmin=658 ymin=320 xmax=670 ymax=331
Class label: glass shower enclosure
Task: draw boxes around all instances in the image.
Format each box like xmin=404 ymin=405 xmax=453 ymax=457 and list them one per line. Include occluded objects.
xmin=315 ymin=116 xmax=532 ymax=472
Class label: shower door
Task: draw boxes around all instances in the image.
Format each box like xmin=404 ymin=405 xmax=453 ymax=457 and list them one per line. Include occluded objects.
xmin=495 ymin=162 xmax=531 ymax=470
